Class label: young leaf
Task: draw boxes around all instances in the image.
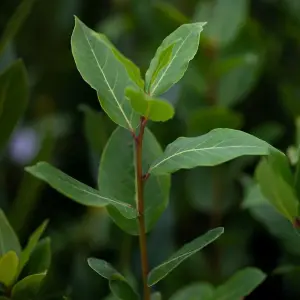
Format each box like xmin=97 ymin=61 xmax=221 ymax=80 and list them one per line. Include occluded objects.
xmin=0 ymin=209 xmax=21 ymax=257
xmin=170 ymin=283 xmax=214 ymax=300
xmin=255 ymin=158 xmax=298 ymax=222
xmin=0 ymin=251 xmax=19 ymax=287
xmin=18 ymin=220 xmax=49 ymax=276
xmin=193 ymin=0 xmax=248 ymax=47
xmin=71 ymin=17 xmax=140 ymax=130
xmin=147 ymin=227 xmax=224 ymax=286
xmin=126 ymin=87 xmax=174 ymax=122
xmin=0 ymin=0 xmax=37 ymax=56
xmin=98 ymin=127 xmax=170 ymax=235
xmin=212 ymin=267 xmax=266 ymax=300
xmin=149 ymin=128 xmax=273 ymax=175
xmin=145 ymin=22 xmax=206 ymax=96
xmin=87 ymin=258 xmax=139 ymax=300
xmin=0 ymin=60 xmax=29 ymax=150
xmin=25 ymin=162 xmax=137 ymax=219
xmin=11 ymin=273 xmax=46 ymax=300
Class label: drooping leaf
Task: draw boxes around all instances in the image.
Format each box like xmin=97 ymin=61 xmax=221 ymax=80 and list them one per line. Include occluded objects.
xmin=147 ymin=227 xmax=224 ymax=286
xmin=87 ymin=258 xmax=139 ymax=300
xmin=126 ymin=87 xmax=174 ymax=122
xmin=25 ymin=162 xmax=137 ymax=219
xmin=193 ymin=0 xmax=248 ymax=47
xmin=11 ymin=273 xmax=46 ymax=300
xmin=18 ymin=220 xmax=48 ymax=276
xmin=0 ymin=60 xmax=29 ymax=150
xmin=98 ymin=127 xmax=170 ymax=235
xmin=170 ymin=282 xmax=214 ymax=300
xmin=145 ymin=22 xmax=206 ymax=96
xmin=0 ymin=0 xmax=37 ymax=56
xmin=0 ymin=251 xmax=19 ymax=287
xmin=255 ymin=158 xmax=298 ymax=222
xmin=212 ymin=267 xmax=266 ymax=300
xmin=149 ymin=128 xmax=273 ymax=175
xmin=0 ymin=209 xmax=21 ymax=257
xmin=71 ymin=17 xmax=140 ymax=130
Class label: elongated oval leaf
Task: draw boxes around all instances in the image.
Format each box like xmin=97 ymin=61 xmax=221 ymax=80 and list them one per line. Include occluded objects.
xmin=98 ymin=127 xmax=170 ymax=235
xmin=11 ymin=273 xmax=46 ymax=300
xmin=0 ymin=251 xmax=19 ymax=287
xmin=149 ymin=128 xmax=273 ymax=175
xmin=170 ymin=283 xmax=214 ymax=300
xmin=147 ymin=227 xmax=224 ymax=286
xmin=212 ymin=267 xmax=266 ymax=300
xmin=0 ymin=209 xmax=21 ymax=257
xmin=18 ymin=220 xmax=48 ymax=276
xmin=145 ymin=22 xmax=206 ymax=96
xmin=0 ymin=60 xmax=29 ymax=150
xmin=71 ymin=17 xmax=139 ymax=130
xmin=87 ymin=258 xmax=139 ymax=300
xmin=25 ymin=162 xmax=137 ymax=219
xmin=126 ymin=87 xmax=174 ymax=122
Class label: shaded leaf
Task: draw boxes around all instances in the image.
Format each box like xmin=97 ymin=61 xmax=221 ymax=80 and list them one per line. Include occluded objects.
xmin=87 ymin=258 xmax=139 ymax=300
xmin=149 ymin=128 xmax=273 ymax=175
xmin=151 ymin=292 xmax=162 ymax=300
xmin=0 ymin=251 xmax=19 ymax=287
xmin=71 ymin=17 xmax=139 ymax=130
xmin=147 ymin=227 xmax=224 ymax=286
xmin=0 ymin=209 xmax=21 ymax=256
xmin=170 ymin=282 xmax=214 ymax=300
xmin=212 ymin=267 xmax=266 ymax=300
xmin=11 ymin=273 xmax=46 ymax=300
xmin=0 ymin=60 xmax=29 ymax=150
xmin=126 ymin=87 xmax=174 ymax=122
xmin=18 ymin=220 xmax=48 ymax=276
xmin=98 ymin=127 xmax=170 ymax=235
xmin=145 ymin=22 xmax=205 ymax=96
xmin=25 ymin=162 xmax=137 ymax=219
xmin=0 ymin=0 xmax=36 ymax=56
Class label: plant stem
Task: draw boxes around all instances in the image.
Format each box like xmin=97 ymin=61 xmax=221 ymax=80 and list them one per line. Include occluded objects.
xmin=135 ymin=117 xmax=150 ymax=300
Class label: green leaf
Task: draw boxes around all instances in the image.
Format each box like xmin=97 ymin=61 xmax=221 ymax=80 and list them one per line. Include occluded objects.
xmin=255 ymin=158 xmax=298 ymax=222
xmin=0 ymin=60 xmax=29 ymax=150
xmin=145 ymin=22 xmax=206 ymax=96
xmin=212 ymin=267 xmax=266 ymax=300
xmin=25 ymin=162 xmax=137 ymax=219
xmin=187 ymin=106 xmax=243 ymax=136
xmin=147 ymin=227 xmax=224 ymax=286
xmin=150 ymin=292 xmax=162 ymax=300
xmin=18 ymin=220 xmax=48 ymax=276
xmin=170 ymin=282 xmax=214 ymax=300
xmin=11 ymin=273 xmax=46 ymax=300
xmin=193 ymin=0 xmax=248 ymax=47
xmin=71 ymin=17 xmax=139 ymax=130
xmin=26 ymin=237 xmax=51 ymax=275
xmin=0 ymin=209 xmax=21 ymax=257
xmin=98 ymin=127 xmax=170 ymax=235
xmin=87 ymin=258 xmax=139 ymax=300
xmin=149 ymin=128 xmax=273 ymax=175
xmin=0 ymin=251 xmax=19 ymax=287
xmin=0 ymin=0 xmax=36 ymax=56
xmin=126 ymin=87 xmax=174 ymax=122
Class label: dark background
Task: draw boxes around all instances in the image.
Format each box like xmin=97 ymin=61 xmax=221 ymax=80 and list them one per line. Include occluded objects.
xmin=1 ymin=0 xmax=300 ymax=299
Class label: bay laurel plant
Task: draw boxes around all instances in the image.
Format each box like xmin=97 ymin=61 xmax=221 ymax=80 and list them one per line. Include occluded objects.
xmin=26 ymin=18 xmax=281 ymax=299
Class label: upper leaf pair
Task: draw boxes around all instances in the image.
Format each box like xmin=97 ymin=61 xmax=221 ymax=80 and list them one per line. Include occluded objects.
xmin=71 ymin=17 xmax=205 ymax=127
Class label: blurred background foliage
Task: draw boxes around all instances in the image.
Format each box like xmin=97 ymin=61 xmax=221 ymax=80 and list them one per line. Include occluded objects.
xmin=1 ymin=0 xmax=300 ymax=299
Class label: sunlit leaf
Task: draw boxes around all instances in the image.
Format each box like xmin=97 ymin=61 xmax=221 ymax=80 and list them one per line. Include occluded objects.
xmin=0 ymin=251 xmax=19 ymax=287
xmin=25 ymin=162 xmax=137 ymax=219
xmin=98 ymin=127 xmax=170 ymax=235
xmin=87 ymin=258 xmax=139 ymax=300
xmin=126 ymin=87 xmax=174 ymax=122
xmin=145 ymin=22 xmax=206 ymax=96
xmin=149 ymin=128 xmax=273 ymax=175
xmin=71 ymin=17 xmax=140 ymax=130
xmin=0 ymin=209 xmax=21 ymax=257
xmin=147 ymin=227 xmax=224 ymax=286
